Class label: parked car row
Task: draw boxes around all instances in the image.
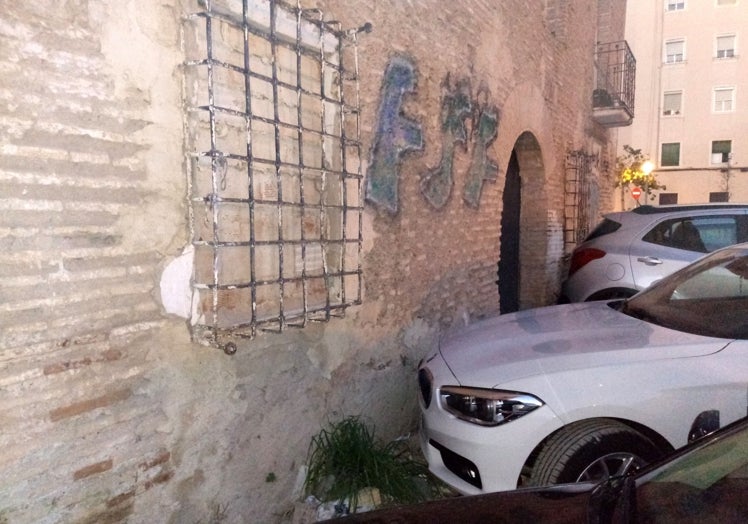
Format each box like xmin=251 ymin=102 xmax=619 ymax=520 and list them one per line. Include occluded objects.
xmin=326 ymin=206 xmax=748 ymax=523
xmin=418 ymin=241 xmax=748 ymax=497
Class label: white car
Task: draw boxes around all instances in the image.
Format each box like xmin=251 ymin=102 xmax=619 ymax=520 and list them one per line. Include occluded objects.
xmin=561 ymin=204 xmax=748 ymax=302
xmin=418 ymin=244 xmax=748 ymax=494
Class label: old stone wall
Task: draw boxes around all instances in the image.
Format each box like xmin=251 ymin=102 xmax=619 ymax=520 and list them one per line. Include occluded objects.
xmin=0 ymin=1 xmax=622 ymax=522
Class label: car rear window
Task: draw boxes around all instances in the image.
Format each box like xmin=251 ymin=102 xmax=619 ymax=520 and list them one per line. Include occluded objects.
xmin=584 ymin=218 xmax=622 ymax=241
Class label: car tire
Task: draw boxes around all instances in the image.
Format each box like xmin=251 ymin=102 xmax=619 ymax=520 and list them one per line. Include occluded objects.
xmin=529 ymin=419 xmax=664 ymax=486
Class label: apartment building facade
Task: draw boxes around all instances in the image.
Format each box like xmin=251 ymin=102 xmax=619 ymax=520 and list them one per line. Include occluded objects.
xmin=618 ymin=0 xmax=748 ymax=207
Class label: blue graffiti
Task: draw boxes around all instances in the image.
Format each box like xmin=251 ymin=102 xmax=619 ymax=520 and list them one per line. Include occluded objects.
xmin=365 ymin=56 xmax=423 ymax=214
xmin=464 ymin=97 xmax=499 ymax=208
xmin=421 ymin=76 xmax=472 ymax=209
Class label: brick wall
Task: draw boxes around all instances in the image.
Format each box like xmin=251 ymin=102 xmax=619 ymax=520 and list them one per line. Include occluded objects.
xmin=0 ymin=1 xmax=623 ymax=522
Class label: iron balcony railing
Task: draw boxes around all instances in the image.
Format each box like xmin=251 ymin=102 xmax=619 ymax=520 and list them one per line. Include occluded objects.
xmin=593 ymin=40 xmax=636 ymax=127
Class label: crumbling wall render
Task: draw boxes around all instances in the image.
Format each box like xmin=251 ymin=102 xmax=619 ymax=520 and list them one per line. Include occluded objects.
xmin=0 ymin=1 xmax=620 ymax=522
xmin=0 ymin=2 xmax=188 ymax=522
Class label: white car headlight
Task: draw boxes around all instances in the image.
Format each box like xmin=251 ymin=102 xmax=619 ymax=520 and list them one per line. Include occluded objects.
xmin=439 ymin=386 xmax=544 ymax=427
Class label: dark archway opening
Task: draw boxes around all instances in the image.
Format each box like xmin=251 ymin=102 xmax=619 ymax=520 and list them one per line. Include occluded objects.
xmin=498 ymin=149 xmax=521 ymax=313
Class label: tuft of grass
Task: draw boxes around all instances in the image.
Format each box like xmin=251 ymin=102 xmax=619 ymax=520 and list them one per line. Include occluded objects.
xmin=303 ymin=416 xmax=437 ymax=513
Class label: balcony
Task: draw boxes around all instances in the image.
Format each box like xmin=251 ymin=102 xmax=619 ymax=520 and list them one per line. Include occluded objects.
xmin=593 ymin=41 xmax=636 ymax=127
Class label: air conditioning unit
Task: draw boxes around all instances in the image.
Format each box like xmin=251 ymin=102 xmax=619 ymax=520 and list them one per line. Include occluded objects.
xmin=712 ymin=153 xmax=726 ymax=164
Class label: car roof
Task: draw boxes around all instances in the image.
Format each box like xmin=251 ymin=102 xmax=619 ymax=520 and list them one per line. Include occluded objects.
xmin=601 ymin=204 xmax=748 ymax=227
xmin=631 ymin=204 xmax=748 ymax=215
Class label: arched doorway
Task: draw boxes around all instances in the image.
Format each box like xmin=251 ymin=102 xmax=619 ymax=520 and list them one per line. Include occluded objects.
xmin=498 ymin=132 xmax=546 ymax=314
xmin=498 ymin=150 xmax=520 ymax=313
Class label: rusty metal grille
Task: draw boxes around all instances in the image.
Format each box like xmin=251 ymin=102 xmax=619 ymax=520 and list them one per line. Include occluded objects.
xmin=183 ymin=0 xmax=363 ymax=347
xmin=564 ymin=150 xmax=598 ymax=253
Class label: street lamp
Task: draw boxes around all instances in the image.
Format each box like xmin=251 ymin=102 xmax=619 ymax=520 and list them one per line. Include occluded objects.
xmin=641 ymin=160 xmax=654 ymax=205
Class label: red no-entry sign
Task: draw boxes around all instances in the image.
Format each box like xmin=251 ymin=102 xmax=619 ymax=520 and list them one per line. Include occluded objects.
xmin=631 ymin=187 xmax=642 ymax=199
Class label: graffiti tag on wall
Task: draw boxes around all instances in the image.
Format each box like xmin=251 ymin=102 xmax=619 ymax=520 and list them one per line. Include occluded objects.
xmin=421 ymin=75 xmax=472 ymax=208
xmin=365 ymin=56 xmax=423 ymax=214
xmin=366 ymin=56 xmax=500 ymax=214
xmin=464 ymin=91 xmax=499 ymax=208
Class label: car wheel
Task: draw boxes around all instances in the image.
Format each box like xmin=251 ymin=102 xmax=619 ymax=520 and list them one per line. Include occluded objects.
xmin=529 ymin=419 xmax=664 ymax=486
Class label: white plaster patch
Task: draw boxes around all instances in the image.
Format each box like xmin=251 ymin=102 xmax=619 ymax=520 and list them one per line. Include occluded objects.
xmin=160 ymin=245 xmax=194 ymax=319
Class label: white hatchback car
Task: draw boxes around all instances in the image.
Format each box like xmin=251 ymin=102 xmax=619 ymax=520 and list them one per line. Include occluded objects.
xmin=418 ymin=243 xmax=748 ymax=494
xmin=561 ymin=204 xmax=748 ymax=302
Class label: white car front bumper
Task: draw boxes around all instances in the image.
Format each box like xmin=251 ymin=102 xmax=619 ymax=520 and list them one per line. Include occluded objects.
xmin=418 ymin=352 xmax=564 ymax=494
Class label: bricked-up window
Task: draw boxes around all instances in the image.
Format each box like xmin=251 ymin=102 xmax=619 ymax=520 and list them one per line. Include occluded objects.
xmin=182 ymin=0 xmax=363 ymax=346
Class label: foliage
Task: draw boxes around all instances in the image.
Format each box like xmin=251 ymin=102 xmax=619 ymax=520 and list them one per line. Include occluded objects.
xmin=615 ymin=145 xmax=665 ymax=196
xmin=303 ymin=416 xmax=438 ymax=513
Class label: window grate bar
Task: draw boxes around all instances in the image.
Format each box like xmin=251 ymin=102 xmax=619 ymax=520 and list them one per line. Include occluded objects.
xmin=317 ymin=8 xmax=332 ymax=322
xmin=269 ymin=0 xmax=287 ymax=331
xmin=295 ymin=1 xmax=309 ymax=328
xmin=193 ymin=269 xmax=363 ymax=291
xmin=184 ymin=62 xmax=354 ymax=111
xmin=193 ymin=238 xmax=360 ymax=248
xmin=188 ymin=151 xmax=364 ymax=181
xmin=187 ymin=3 xmax=352 ymax=51
xmin=205 ymin=7 xmax=221 ymax=344
xmin=243 ymin=0 xmax=258 ymax=340
xmin=338 ymin=23 xmax=363 ymax=308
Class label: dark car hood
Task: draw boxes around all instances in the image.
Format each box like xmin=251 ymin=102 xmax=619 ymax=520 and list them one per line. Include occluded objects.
xmin=321 ymin=481 xmax=597 ymax=523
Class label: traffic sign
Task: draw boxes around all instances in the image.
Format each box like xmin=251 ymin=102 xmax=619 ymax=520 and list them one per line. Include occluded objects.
xmin=631 ymin=186 xmax=642 ymax=199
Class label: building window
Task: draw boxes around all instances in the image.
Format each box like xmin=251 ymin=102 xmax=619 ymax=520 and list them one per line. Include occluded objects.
xmin=710 ymin=192 xmax=729 ymax=202
xmin=665 ymin=39 xmax=685 ymax=63
xmin=661 ymin=142 xmax=681 ymax=166
xmin=666 ymin=1 xmax=686 ymax=10
xmin=716 ymin=35 xmax=736 ymax=58
xmin=711 ymin=140 xmax=732 ymax=164
xmin=714 ymin=87 xmax=735 ymax=112
xmin=182 ymin=1 xmax=363 ymax=345
xmin=663 ymin=91 xmax=683 ymax=115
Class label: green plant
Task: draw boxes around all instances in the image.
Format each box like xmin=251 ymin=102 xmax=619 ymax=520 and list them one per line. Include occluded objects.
xmin=303 ymin=416 xmax=436 ymax=513
xmin=615 ymin=145 xmax=666 ymax=197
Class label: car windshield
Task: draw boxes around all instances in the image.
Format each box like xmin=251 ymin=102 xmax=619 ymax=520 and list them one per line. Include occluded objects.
xmin=632 ymin=421 xmax=748 ymax=521
xmin=620 ymin=247 xmax=748 ymax=339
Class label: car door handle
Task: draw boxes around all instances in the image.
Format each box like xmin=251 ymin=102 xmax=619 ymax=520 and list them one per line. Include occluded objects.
xmin=637 ymin=256 xmax=663 ymax=266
